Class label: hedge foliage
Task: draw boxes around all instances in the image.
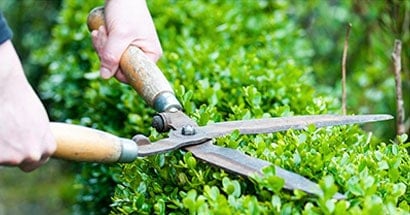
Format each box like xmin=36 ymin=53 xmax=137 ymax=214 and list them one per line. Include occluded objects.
xmin=34 ymin=0 xmax=409 ymax=214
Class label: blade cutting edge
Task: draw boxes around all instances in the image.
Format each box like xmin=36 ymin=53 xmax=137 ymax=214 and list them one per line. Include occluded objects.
xmin=201 ymin=114 xmax=393 ymax=138
xmin=185 ymin=141 xmax=346 ymax=200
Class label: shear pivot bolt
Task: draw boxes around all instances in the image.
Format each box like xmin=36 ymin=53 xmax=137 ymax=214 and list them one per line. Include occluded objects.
xmin=152 ymin=113 xmax=171 ymax=133
xmin=152 ymin=115 xmax=165 ymax=132
xmin=181 ymin=125 xmax=196 ymax=135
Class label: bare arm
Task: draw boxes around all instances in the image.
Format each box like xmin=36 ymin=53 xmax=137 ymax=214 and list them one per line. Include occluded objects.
xmin=0 ymin=40 xmax=56 ymax=172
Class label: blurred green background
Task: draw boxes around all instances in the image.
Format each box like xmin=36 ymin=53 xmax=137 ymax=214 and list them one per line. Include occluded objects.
xmin=0 ymin=0 xmax=408 ymax=214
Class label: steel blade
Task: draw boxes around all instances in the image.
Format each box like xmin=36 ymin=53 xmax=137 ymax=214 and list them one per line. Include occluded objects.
xmin=137 ymin=135 xmax=210 ymax=157
xmin=185 ymin=141 xmax=345 ymax=199
xmin=201 ymin=114 xmax=393 ymax=138
xmin=146 ymin=113 xmax=392 ymax=156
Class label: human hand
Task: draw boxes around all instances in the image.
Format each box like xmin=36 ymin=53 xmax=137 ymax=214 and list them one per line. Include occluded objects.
xmin=0 ymin=41 xmax=56 ymax=172
xmin=91 ymin=0 xmax=162 ymax=83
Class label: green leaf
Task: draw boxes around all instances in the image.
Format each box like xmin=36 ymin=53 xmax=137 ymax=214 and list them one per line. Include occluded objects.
xmin=319 ymin=175 xmax=338 ymax=200
xmin=271 ymin=195 xmax=281 ymax=212
xmin=334 ymin=201 xmax=350 ymax=215
xmin=182 ymin=190 xmax=198 ymax=213
xmin=222 ymin=177 xmax=235 ymax=195
xmin=204 ymin=186 xmax=220 ymax=202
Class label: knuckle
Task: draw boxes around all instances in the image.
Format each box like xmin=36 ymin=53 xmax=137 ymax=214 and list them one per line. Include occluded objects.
xmin=101 ymin=52 xmax=118 ymax=66
xmin=45 ymin=142 xmax=57 ymax=156
xmin=44 ymin=131 xmax=57 ymax=155
xmin=24 ymin=151 xmax=43 ymax=163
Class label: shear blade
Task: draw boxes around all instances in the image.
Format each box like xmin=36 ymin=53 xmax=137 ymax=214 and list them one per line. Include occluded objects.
xmin=185 ymin=141 xmax=346 ymax=199
xmin=137 ymin=135 xmax=210 ymax=156
xmin=201 ymin=114 xmax=393 ymax=138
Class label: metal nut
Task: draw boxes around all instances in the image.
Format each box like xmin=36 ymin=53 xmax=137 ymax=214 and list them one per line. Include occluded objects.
xmin=152 ymin=113 xmax=171 ymax=133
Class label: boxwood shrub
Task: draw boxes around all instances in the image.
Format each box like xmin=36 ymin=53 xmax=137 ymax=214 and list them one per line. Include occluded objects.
xmin=35 ymin=0 xmax=409 ymax=214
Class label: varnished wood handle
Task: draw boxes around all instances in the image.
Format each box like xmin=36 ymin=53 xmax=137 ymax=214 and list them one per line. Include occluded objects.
xmin=87 ymin=6 xmax=181 ymax=112
xmin=50 ymin=122 xmax=138 ymax=163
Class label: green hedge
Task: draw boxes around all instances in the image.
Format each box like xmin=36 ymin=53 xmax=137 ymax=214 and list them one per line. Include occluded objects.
xmin=35 ymin=0 xmax=409 ymax=214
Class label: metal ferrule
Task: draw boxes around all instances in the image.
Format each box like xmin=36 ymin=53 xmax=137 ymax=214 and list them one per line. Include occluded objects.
xmin=118 ymin=138 xmax=139 ymax=162
xmin=154 ymin=92 xmax=182 ymax=112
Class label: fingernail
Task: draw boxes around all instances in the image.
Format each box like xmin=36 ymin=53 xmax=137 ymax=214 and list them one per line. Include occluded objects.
xmin=100 ymin=68 xmax=111 ymax=79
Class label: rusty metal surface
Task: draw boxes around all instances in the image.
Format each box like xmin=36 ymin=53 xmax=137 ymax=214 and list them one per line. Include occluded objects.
xmin=185 ymin=141 xmax=345 ymax=199
xmin=137 ymin=134 xmax=209 ymax=156
xmin=133 ymin=112 xmax=392 ymax=199
xmin=137 ymin=113 xmax=393 ymax=156
xmin=200 ymin=114 xmax=393 ymax=138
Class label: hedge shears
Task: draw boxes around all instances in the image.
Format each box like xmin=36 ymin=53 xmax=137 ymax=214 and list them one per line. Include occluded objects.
xmin=50 ymin=7 xmax=393 ymax=200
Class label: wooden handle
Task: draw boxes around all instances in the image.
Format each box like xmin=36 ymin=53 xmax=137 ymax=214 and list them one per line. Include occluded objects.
xmin=50 ymin=122 xmax=138 ymax=163
xmin=87 ymin=6 xmax=181 ymax=112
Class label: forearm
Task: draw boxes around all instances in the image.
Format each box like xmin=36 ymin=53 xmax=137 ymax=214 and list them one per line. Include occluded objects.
xmin=0 ymin=40 xmax=27 ymax=93
xmin=0 ymin=40 xmax=56 ymax=172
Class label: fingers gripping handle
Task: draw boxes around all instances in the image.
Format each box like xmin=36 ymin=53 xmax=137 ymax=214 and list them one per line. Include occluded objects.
xmin=87 ymin=6 xmax=182 ymax=112
xmin=51 ymin=122 xmax=138 ymax=163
